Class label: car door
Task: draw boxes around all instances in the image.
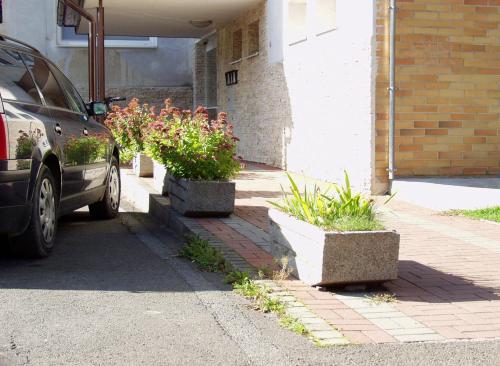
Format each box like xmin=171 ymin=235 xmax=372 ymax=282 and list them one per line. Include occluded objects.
xmin=22 ymin=53 xmax=87 ymax=211
xmin=48 ymin=64 xmax=110 ymax=192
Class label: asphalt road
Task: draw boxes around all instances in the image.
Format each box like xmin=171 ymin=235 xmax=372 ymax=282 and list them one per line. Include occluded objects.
xmin=0 ymin=206 xmax=499 ymax=366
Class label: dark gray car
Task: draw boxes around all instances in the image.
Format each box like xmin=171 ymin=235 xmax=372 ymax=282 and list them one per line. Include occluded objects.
xmin=0 ymin=35 xmax=120 ymax=257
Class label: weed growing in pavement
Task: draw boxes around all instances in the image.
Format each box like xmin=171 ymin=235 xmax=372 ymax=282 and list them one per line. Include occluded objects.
xmin=183 ymin=242 xmax=316 ymax=341
xmin=366 ymin=292 xmax=397 ymax=305
xmin=280 ymin=314 xmax=310 ymax=336
xmin=179 ymin=235 xmax=228 ymax=272
xmin=272 ymin=257 xmax=293 ymax=282
xmin=224 ymin=270 xmax=250 ymax=285
xmin=230 ymin=272 xmax=313 ymax=338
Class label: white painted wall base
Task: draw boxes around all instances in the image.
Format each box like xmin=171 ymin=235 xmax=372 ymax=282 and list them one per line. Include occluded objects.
xmin=391 ymin=178 xmax=500 ymax=211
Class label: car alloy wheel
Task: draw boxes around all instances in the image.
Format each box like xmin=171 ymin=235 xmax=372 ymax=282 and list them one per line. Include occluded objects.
xmin=39 ymin=178 xmax=56 ymax=243
xmin=109 ymin=165 xmax=120 ymax=211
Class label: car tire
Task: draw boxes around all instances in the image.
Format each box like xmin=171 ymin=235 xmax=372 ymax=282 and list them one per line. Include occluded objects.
xmin=89 ymin=156 xmax=120 ymax=220
xmin=10 ymin=164 xmax=58 ymax=258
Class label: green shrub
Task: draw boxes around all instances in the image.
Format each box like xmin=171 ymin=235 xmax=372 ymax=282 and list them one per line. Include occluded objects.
xmin=104 ymin=98 xmax=155 ymax=160
xmin=270 ymin=171 xmax=384 ymax=232
xmin=145 ymin=102 xmax=242 ymax=181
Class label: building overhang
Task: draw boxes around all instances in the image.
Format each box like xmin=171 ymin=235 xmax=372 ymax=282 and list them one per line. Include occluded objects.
xmin=70 ymin=0 xmax=261 ymax=38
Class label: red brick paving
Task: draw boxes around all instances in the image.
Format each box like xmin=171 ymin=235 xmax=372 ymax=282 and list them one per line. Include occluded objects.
xmin=198 ymin=162 xmax=500 ymax=344
xmin=197 ymin=218 xmax=278 ymax=270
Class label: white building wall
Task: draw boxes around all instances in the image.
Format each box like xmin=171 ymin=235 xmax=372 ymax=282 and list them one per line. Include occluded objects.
xmin=282 ymin=0 xmax=377 ymax=192
xmin=214 ymin=0 xmax=377 ymax=191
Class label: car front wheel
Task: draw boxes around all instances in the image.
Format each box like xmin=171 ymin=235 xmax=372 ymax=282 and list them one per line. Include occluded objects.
xmin=10 ymin=164 xmax=58 ymax=258
xmin=89 ymin=157 xmax=120 ymax=219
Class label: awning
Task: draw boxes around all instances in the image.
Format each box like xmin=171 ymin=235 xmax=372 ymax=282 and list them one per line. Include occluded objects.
xmin=75 ymin=0 xmax=261 ymax=38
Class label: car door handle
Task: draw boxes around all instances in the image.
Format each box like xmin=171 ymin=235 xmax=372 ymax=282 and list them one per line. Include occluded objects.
xmin=54 ymin=124 xmax=62 ymax=135
xmin=82 ymin=128 xmax=89 ymax=136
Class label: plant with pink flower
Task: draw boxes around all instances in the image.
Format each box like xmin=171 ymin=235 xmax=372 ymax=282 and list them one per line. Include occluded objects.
xmin=145 ymin=101 xmax=242 ymax=181
xmin=104 ymin=98 xmax=156 ymax=162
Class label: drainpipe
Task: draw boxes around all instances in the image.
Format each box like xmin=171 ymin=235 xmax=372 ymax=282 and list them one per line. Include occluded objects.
xmin=388 ymin=0 xmax=396 ymax=181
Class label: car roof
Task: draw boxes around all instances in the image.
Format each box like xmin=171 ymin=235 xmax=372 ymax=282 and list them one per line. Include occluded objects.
xmin=0 ymin=34 xmax=41 ymax=56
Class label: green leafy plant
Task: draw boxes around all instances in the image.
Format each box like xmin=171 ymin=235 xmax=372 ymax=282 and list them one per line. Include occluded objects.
xmin=224 ymin=270 xmax=250 ymax=285
xmin=179 ymin=235 xmax=228 ymax=272
xmin=270 ymin=171 xmax=384 ymax=232
xmin=144 ymin=101 xmax=242 ymax=181
xmin=104 ymin=98 xmax=156 ymax=163
xmin=280 ymin=315 xmax=310 ymax=336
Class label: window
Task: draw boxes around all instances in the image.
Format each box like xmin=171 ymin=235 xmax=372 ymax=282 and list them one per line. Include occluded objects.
xmin=57 ymin=26 xmax=158 ymax=48
xmin=0 ymin=49 xmax=42 ymax=105
xmin=248 ymin=21 xmax=260 ymax=56
xmin=48 ymin=63 xmax=88 ymax=114
xmin=24 ymin=54 xmax=71 ymax=110
xmin=232 ymin=29 xmax=243 ymax=62
xmin=0 ymin=0 xmax=3 ymax=23
xmin=316 ymin=0 xmax=336 ymax=35
xmin=288 ymin=0 xmax=307 ymax=45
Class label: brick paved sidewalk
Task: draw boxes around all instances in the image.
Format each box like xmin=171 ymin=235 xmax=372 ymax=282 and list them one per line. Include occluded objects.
xmin=193 ymin=162 xmax=500 ymax=344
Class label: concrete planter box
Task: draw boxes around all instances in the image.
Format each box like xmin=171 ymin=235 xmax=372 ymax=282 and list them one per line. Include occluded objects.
xmin=133 ymin=153 xmax=153 ymax=177
xmin=268 ymin=209 xmax=400 ymax=286
xmin=169 ymin=177 xmax=235 ymax=217
xmin=153 ymin=161 xmax=170 ymax=196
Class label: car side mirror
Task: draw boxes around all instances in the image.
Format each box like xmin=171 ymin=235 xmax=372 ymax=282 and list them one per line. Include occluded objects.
xmin=87 ymin=101 xmax=107 ymax=117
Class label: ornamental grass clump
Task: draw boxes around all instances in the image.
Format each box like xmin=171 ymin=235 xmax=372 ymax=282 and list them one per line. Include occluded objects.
xmin=270 ymin=172 xmax=384 ymax=232
xmin=104 ymin=98 xmax=156 ymax=162
xmin=145 ymin=100 xmax=242 ymax=181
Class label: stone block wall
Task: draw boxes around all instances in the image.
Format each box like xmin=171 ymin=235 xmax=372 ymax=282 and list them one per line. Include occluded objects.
xmin=375 ymin=0 xmax=500 ymax=193
xmin=216 ymin=3 xmax=290 ymax=168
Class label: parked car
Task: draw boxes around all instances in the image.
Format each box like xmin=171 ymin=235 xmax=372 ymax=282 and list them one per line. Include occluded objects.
xmin=0 ymin=35 xmax=120 ymax=258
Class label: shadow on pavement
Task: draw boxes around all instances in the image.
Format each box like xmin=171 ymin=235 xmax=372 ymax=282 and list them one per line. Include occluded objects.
xmin=0 ymin=210 xmax=228 ymax=293
xmin=384 ymin=260 xmax=500 ymax=303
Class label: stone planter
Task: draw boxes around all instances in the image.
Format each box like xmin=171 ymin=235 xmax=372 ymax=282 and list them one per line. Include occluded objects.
xmin=169 ymin=177 xmax=235 ymax=217
xmin=153 ymin=161 xmax=170 ymax=196
xmin=268 ymin=209 xmax=400 ymax=286
xmin=133 ymin=153 xmax=153 ymax=177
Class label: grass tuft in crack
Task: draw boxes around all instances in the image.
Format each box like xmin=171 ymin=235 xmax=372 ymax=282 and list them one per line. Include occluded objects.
xmin=366 ymin=292 xmax=397 ymax=305
xmin=280 ymin=314 xmax=310 ymax=336
xmin=179 ymin=235 xmax=229 ymax=272
xmin=229 ymin=272 xmax=311 ymax=337
xmin=181 ymin=237 xmax=316 ymax=340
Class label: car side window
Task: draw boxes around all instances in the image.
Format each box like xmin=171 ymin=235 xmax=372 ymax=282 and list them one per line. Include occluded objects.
xmin=0 ymin=49 xmax=42 ymax=105
xmin=21 ymin=53 xmax=71 ymax=110
xmin=47 ymin=63 xmax=88 ymax=115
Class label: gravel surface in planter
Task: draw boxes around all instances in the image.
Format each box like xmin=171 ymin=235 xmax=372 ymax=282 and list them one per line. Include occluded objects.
xmin=268 ymin=209 xmax=400 ymax=286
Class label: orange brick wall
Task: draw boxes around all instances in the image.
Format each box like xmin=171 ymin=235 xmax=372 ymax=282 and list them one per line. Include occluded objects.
xmin=375 ymin=0 xmax=500 ymax=194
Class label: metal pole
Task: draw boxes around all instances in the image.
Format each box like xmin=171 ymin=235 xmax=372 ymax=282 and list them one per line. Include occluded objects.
xmin=97 ymin=0 xmax=105 ymax=101
xmin=88 ymin=21 xmax=96 ymax=101
xmin=60 ymin=0 xmax=97 ymax=101
xmin=388 ymin=0 xmax=396 ymax=181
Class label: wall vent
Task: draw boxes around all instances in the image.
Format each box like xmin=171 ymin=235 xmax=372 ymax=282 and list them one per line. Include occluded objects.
xmin=225 ymin=70 xmax=238 ymax=86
